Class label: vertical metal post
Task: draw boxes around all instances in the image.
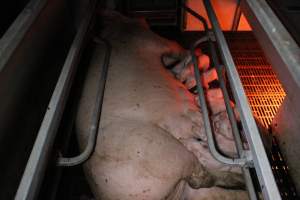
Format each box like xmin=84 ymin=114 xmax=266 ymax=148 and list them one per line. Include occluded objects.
xmin=208 ymin=43 xmax=258 ymax=200
xmin=241 ymin=0 xmax=300 ymax=195
xmin=231 ymin=0 xmax=242 ymax=31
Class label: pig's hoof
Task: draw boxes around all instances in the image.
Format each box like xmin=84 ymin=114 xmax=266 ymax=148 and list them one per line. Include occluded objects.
xmin=187 ymin=173 xmax=214 ymax=189
xmin=213 ymin=171 xmax=245 ymax=190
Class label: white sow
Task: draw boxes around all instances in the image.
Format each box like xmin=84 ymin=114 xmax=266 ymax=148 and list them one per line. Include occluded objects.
xmin=76 ymin=11 xmax=248 ymax=200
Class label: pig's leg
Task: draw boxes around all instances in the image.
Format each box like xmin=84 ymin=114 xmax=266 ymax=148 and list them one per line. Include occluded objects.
xmin=207 ymin=88 xmax=224 ymax=99
xmin=176 ymin=68 xmax=218 ymax=93
xmin=183 ymin=186 xmax=249 ymax=200
xmin=172 ymin=53 xmax=193 ymax=75
xmin=185 ymin=76 xmax=197 ymax=90
xmin=189 ymin=166 xmax=245 ymax=190
xmin=212 ymin=111 xmax=235 ymax=140
xmin=160 ymin=108 xmax=244 ymax=181
xmin=161 ymin=52 xmax=187 ymax=69
xmin=194 ymin=88 xmax=236 ymax=115
xmin=176 ymin=54 xmax=210 ymax=83
xmin=210 ymin=170 xmax=245 ymax=189
xmin=201 ymin=68 xmax=218 ymax=89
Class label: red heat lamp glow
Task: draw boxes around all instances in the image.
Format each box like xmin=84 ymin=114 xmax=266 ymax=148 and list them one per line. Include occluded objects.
xmin=228 ymin=34 xmax=286 ymax=128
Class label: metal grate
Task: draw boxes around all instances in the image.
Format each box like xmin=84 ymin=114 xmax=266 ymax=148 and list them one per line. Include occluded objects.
xmin=226 ymin=32 xmax=298 ymax=200
xmin=226 ymin=32 xmax=286 ymax=128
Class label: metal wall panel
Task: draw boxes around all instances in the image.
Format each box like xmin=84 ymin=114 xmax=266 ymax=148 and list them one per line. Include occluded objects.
xmin=0 ymin=0 xmax=75 ymax=198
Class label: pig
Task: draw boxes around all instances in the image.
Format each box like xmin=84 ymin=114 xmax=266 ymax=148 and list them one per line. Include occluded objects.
xmin=76 ymin=11 xmax=248 ymax=200
xmin=162 ymin=49 xmax=209 ymax=75
xmin=193 ymin=88 xmax=236 ymax=115
xmin=162 ymin=49 xmax=217 ymax=90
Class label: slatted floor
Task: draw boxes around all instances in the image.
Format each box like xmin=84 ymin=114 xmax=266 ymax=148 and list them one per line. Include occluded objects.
xmin=226 ymin=32 xmax=298 ymax=200
xmin=226 ymin=32 xmax=286 ymax=128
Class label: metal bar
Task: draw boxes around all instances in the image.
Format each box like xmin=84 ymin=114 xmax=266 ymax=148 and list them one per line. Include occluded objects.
xmin=208 ymin=40 xmax=244 ymax=156
xmin=182 ymin=8 xmax=241 ymax=164
xmin=203 ymin=0 xmax=281 ymax=199
xmin=208 ymin=40 xmax=258 ymax=200
xmin=57 ymin=37 xmax=111 ymax=167
xmin=183 ymin=3 xmax=253 ymax=166
xmin=183 ymin=4 xmax=253 ymax=165
xmin=0 ymin=0 xmax=48 ymax=71
xmin=183 ymin=5 xmax=257 ymax=198
xmin=190 ymin=37 xmax=249 ymax=167
xmin=14 ymin=2 xmax=96 ymax=199
xmin=231 ymin=0 xmax=242 ymax=31
xmin=183 ymin=5 xmax=253 ymax=166
xmin=182 ymin=4 xmax=209 ymax=30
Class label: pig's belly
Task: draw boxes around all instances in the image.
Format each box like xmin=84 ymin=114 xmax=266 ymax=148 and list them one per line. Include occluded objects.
xmin=75 ymin=18 xmax=205 ymax=200
xmin=83 ymin=119 xmax=199 ymax=200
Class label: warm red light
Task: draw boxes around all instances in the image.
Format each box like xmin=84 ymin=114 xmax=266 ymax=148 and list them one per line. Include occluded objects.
xmin=185 ymin=0 xmax=251 ymax=31
xmin=235 ymin=61 xmax=286 ymax=127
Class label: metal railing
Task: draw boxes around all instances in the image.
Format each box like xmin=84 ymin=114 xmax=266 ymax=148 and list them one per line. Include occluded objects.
xmin=14 ymin=1 xmax=97 ymax=199
xmin=183 ymin=1 xmax=282 ymax=199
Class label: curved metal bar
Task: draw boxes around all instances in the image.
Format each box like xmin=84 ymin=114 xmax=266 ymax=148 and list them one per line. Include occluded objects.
xmin=190 ymin=39 xmax=248 ymax=166
xmin=203 ymin=0 xmax=281 ymax=199
xmin=181 ymin=4 xmax=209 ymax=31
xmin=183 ymin=5 xmax=250 ymax=166
xmin=182 ymin=5 xmax=257 ymax=198
xmin=57 ymin=38 xmax=111 ymax=167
